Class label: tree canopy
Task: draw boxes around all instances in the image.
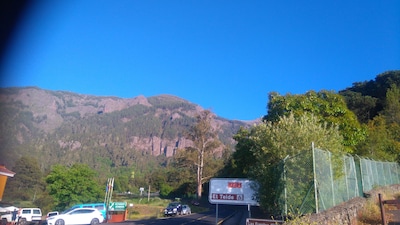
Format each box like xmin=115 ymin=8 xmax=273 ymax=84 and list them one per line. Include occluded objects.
xmin=339 ymin=70 xmax=400 ymax=122
xmin=264 ymin=90 xmax=365 ymax=152
xmin=229 ymin=112 xmax=345 ymax=211
xmin=45 ymin=164 xmax=104 ymax=211
xmin=185 ymin=110 xmax=221 ymax=199
xmin=3 ymin=156 xmax=44 ymax=202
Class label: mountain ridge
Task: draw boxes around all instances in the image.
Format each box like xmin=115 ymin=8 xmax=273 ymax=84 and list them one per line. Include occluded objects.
xmin=0 ymin=86 xmax=254 ymax=169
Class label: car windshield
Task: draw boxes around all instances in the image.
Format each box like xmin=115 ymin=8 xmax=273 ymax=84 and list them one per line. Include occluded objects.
xmin=168 ymin=203 xmax=179 ymax=207
xmin=61 ymin=208 xmax=75 ymax=214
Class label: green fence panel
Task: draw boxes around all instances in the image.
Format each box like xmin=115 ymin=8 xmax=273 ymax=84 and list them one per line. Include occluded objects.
xmin=278 ymin=147 xmax=400 ymax=216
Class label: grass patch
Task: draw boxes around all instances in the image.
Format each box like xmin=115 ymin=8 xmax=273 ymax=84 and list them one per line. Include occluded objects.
xmin=358 ymin=198 xmax=383 ymax=225
xmin=357 ymin=191 xmax=400 ymax=225
xmin=127 ymin=204 xmax=165 ymax=220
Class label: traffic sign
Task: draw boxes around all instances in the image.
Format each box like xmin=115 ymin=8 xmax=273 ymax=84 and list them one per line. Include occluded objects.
xmin=211 ymin=193 xmax=244 ymax=201
xmin=208 ymin=178 xmax=259 ymax=205
xmin=109 ymin=202 xmax=127 ymax=211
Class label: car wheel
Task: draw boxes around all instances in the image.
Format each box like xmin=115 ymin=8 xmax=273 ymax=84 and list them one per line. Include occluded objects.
xmin=1 ymin=219 xmax=7 ymax=225
xmin=54 ymin=219 xmax=65 ymax=225
xmin=19 ymin=218 xmax=28 ymax=225
xmin=90 ymin=218 xmax=100 ymax=225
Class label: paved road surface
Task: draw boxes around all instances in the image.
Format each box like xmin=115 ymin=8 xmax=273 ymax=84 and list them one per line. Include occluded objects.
xmin=104 ymin=205 xmax=247 ymax=225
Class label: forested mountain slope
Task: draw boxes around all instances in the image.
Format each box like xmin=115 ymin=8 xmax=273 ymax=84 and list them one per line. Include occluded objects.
xmin=1 ymin=70 xmax=398 ymax=173
xmin=339 ymin=70 xmax=400 ymax=123
xmin=0 ymin=87 xmax=252 ymax=170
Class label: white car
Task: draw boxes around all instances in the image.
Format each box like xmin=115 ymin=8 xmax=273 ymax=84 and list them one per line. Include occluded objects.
xmin=181 ymin=205 xmax=191 ymax=215
xmin=46 ymin=208 xmax=103 ymax=225
xmin=46 ymin=211 xmax=59 ymax=219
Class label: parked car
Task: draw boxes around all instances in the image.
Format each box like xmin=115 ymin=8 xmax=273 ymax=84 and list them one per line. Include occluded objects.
xmin=5 ymin=208 xmax=42 ymax=225
xmin=164 ymin=202 xmax=181 ymax=216
xmin=46 ymin=208 xmax=103 ymax=225
xmin=181 ymin=205 xmax=191 ymax=215
xmin=66 ymin=203 xmax=106 ymax=220
xmin=46 ymin=211 xmax=59 ymax=219
xmin=1 ymin=206 xmax=19 ymax=224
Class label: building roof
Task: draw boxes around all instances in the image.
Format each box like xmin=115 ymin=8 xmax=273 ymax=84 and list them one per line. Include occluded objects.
xmin=0 ymin=165 xmax=15 ymax=177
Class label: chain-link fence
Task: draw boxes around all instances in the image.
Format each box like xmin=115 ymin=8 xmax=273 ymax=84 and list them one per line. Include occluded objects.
xmin=278 ymin=147 xmax=400 ymax=216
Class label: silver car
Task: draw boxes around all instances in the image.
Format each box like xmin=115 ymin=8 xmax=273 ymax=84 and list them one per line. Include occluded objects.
xmin=181 ymin=205 xmax=191 ymax=215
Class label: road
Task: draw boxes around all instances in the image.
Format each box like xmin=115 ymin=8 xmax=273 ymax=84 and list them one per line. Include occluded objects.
xmin=104 ymin=205 xmax=248 ymax=225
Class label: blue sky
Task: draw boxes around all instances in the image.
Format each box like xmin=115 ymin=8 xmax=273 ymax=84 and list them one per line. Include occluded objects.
xmin=1 ymin=1 xmax=399 ymax=121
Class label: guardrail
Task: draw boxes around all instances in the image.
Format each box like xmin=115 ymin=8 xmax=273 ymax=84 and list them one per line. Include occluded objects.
xmin=378 ymin=193 xmax=400 ymax=225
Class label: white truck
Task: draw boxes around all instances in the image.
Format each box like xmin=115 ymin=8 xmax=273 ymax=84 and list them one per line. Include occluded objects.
xmin=1 ymin=208 xmax=42 ymax=225
xmin=0 ymin=210 xmax=16 ymax=225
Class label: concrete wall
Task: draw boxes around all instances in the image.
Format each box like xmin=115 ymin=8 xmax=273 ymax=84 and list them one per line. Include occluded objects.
xmin=285 ymin=184 xmax=400 ymax=225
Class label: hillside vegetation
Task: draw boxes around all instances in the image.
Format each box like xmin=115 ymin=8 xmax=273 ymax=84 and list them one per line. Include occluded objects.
xmin=0 ymin=88 xmax=249 ymax=170
xmin=1 ymin=70 xmax=399 ymax=215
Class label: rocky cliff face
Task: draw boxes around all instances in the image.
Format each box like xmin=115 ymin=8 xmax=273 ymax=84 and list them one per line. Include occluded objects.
xmin=127 ymin=135 xmax=189 ymax=157
xmin=0 ymin=87 xmax=254 ymax=169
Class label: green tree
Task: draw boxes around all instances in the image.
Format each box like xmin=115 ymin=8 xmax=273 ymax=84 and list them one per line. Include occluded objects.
xmin=339 ymin=70 xmax=400 ymax=122
xmin=382 ymin=84 xmax=400 ymax=125
xmin=356 ymin=115 xmax=400 ymax=162
xmin=339 ymin=90 xmax=378 ymax=123
xmin=355 ymin=85 xmax=400 ymax=163
xmin=231 ymin=113 xmax=344 ymax=211
xmin=3 ymin=156 xmax=44 ymax=202
xmin=45 ymin=164 xmax=103 ymax=211
xmin=264 ymin=90 xmax=365 ymax=152
xmin=381 ymin=84 xmax=400 ymax=162
xmin=163 ymin=146 xmax=226 ymax=198
xmin=185 ymin=110 xmax=221 ymax=199
xmin=219 ymin=127 xmax=256 ymax=179
xmin=33 ymin=191 xmax=56 ymax=215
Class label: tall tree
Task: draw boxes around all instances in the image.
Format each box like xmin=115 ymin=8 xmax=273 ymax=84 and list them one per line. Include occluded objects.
xmin=339 ymin=90 xmax=378 ymax=123
xmin=382 ymin=84 xmax=400 ymax=125
xmin=222 ymin=127 xmax=257 ymax=178
xmin=231 ymin=112 xmax=344 ymax=211
xmin=356 ymin=84 xmax=400 ymax=163
xmin=45 ymin=164 xmax=103 ymax=211
xmin=3 ymin=156 xmax=44 ymax=202
xmin=185 ymin=110 xmax=221 ymax=199
xmin=264 ymin=90 xmax=365 ymax=152
xmin=355 ymin=115 xmax=400 ymax=162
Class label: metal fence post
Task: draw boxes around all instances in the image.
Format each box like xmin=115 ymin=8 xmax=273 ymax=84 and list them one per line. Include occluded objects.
xmin=379 ymin=193 xmax=386 ymax=225
xmin=312 ymin=142 xmax=318 ymax=214
xmin=329 ymin=151 xmax=335 ymax=207
xmin=283 ymin=155 xmax=289 ymax=216
xmin=344 ymin=156 xmax=349 ymax=200
xmin=351 ymin=156 xmax=359 ymax=198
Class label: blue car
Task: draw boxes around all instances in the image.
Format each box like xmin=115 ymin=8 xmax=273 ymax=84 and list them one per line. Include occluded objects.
xmin=164 ymin=202 xmax=181 ymax=216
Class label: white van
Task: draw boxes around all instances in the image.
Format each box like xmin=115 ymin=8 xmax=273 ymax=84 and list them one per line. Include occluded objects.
xmin=1 ymin=208 xmax=42 ymax=225
xmin=17 ymin=208 xmax=42 ymax=225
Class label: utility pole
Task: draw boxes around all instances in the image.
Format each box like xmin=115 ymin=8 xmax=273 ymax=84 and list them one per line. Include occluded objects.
xmin=104 ymin=178 xmax=114 ymax=222
xmin=148 ymin=185 xmax=151 ymax=202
